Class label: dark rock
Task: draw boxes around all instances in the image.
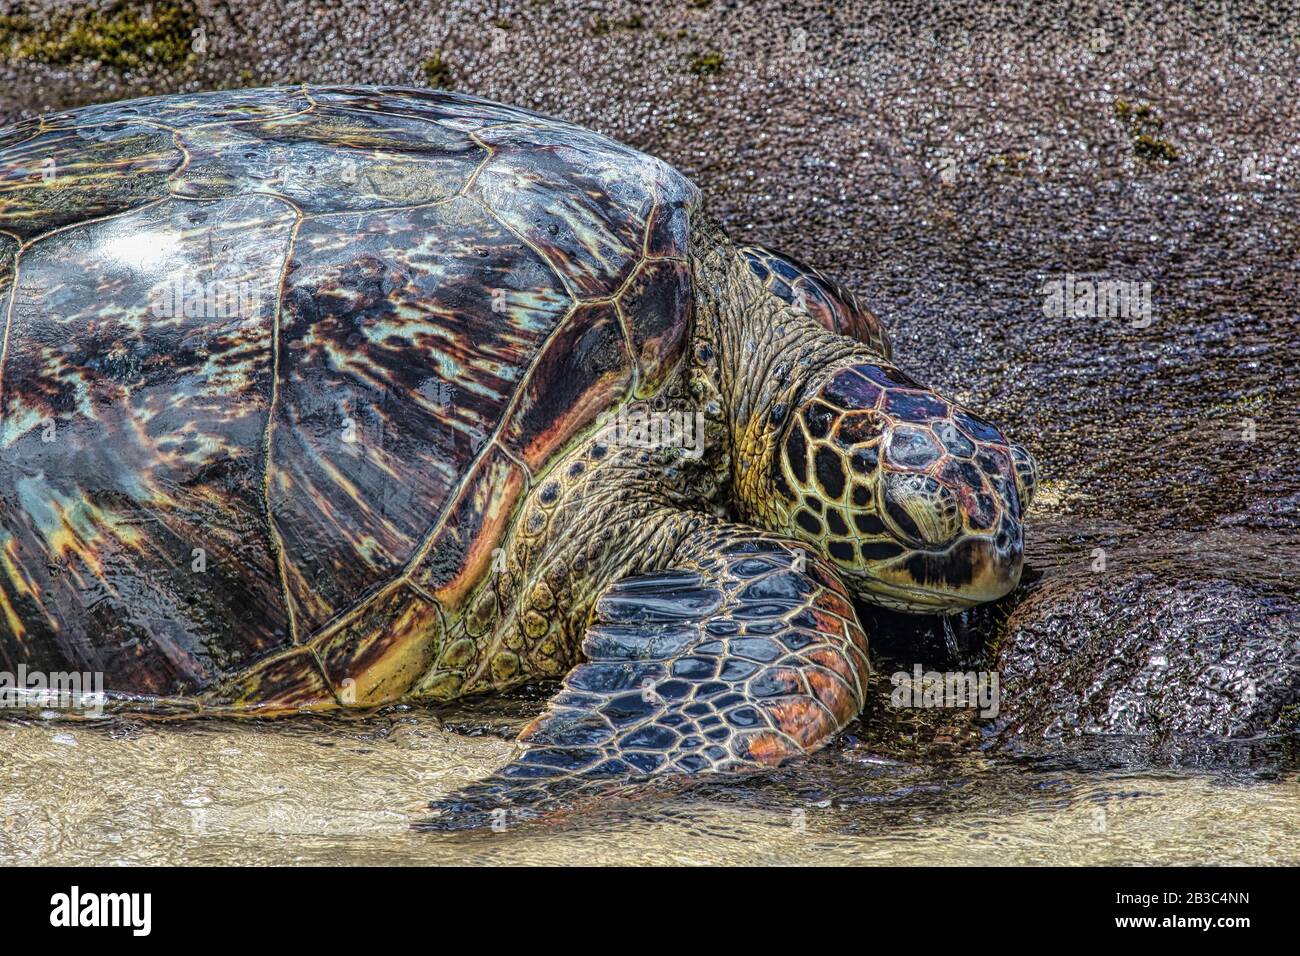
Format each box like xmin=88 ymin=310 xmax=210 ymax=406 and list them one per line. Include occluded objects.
xmin=993 ymin=527 xmax=1300 ymax=745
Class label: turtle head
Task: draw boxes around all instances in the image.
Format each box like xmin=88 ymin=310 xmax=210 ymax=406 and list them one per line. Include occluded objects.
xmin=764 ymin=356 xmax=1036 ymax=613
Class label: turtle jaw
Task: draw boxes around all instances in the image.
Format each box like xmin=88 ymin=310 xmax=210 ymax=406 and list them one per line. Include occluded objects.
xmin=864 ymin=467 xmax=1026 ymax=611
xmin=844 ymin=530 xmax=1025 ymax=614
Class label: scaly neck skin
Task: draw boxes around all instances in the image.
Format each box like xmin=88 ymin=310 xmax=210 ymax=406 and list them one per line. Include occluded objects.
xmin=687 ymin=220 xmax=876 ymax=527
xmin=414 ymin=393 xmax=726 ymax=700
xmin=414 ymin=222 xmax=874 ymax=702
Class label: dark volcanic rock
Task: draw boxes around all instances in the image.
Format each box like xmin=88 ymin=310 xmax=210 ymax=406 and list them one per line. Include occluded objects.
xmin=995 ymin=567 xmax=1300 ymax=742
xmin=991 ymin=523 xmax=1300 ymax=747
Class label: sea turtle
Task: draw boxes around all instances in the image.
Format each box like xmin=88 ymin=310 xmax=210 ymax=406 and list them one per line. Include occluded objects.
xmin=0 ymin=87 xmax=1035 ymax=812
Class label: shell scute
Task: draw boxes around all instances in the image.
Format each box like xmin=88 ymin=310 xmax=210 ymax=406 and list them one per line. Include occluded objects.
xmin=313 ymin=581 xmax=443 ymax=707
xmin=47 ymin=86 xmax=314 ymax=131
xmin=467 ymin=121 xmax=696 ymax=298
xmin=414 ymin=444 xmax=528 ymax=609
xmin=499 ymin=301 xmax=632 ymax=472
xmin=173 ymin=106 xmax=483 ymax=212
xmin=270 ymin=195 xmax=570 ymax=631
xmin=620 ymin=258 xmax=693 ymax=396
xmin=0 ymin=123 xmax=180 ymax=241
xmin=0 ymin=194 xmax=296 ymax=693
xmin=204 ymin=645 xmax=335 ymax=714
xmin=646 ymin=196 xmax=692 ymax=261
xmin=0 ymin=116 xmax=44 ymax=151
xmin=308 ymin=86 xmax=570 ymax=134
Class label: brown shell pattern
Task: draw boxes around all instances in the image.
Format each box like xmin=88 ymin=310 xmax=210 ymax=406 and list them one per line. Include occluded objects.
xmin=0 ymin=86 xmax=698 ymax=704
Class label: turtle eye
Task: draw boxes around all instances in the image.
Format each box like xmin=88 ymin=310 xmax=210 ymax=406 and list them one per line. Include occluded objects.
xmin=881 ymin=472 xmax=961 ymax=548
xmin=1010 ymin=444 xmax=1038 ymax=512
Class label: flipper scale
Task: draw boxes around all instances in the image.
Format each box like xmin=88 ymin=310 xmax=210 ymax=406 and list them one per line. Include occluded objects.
xmin=422 ymin=522 xmax=869 ymax=830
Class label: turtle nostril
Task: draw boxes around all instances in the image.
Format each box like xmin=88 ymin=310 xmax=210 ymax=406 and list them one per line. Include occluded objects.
xmin=881 ymin=472 xmax=961 ymax=548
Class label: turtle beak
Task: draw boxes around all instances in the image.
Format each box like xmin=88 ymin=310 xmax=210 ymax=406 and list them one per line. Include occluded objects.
xmin=966 ymin=525 xmax=1025 ymax=604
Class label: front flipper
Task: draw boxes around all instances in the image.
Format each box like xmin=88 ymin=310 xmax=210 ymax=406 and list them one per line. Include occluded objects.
xmin=424 ymin=529 xmax=871 ymax=829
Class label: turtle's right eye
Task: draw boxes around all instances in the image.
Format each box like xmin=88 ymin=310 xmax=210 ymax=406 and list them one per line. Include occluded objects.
xmin=880 ymin=472 xmax=962 ymax=549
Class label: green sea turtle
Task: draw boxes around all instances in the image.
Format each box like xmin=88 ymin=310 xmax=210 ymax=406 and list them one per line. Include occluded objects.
xmin=0 ymin=87 xmax=1035 ymax=812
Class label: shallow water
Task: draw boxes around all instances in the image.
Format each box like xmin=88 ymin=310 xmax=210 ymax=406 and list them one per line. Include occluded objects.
xmin=2 ymin=706 xmax=1295 ymax=866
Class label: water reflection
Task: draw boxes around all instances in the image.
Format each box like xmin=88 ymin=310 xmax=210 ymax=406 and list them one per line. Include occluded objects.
xmin=1 ymin=704 xmax=1294 ymax=866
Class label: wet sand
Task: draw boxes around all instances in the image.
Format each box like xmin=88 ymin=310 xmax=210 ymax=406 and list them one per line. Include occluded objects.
xmin=3 ymin=709 xmax=1297 ymax=865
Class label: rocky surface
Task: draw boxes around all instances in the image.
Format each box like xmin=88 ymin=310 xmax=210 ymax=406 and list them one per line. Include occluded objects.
xmin=2 ymin=0 xmax=1297 ymax=750
xmin=993 ymin=527 xmax=1300 ymax=743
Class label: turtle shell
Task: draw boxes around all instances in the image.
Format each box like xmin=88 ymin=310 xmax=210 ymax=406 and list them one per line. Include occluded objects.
xmin=0 ymin=86 xmax=698 ymax=708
